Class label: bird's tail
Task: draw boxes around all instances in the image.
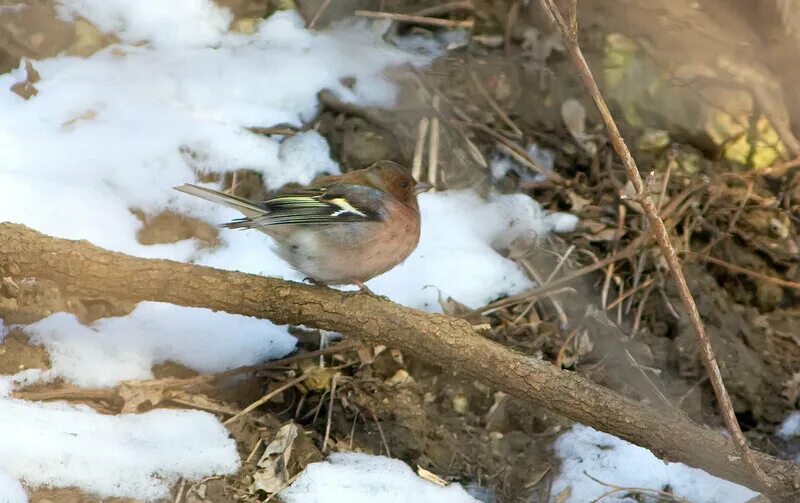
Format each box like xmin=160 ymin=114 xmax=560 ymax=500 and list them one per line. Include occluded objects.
xmin=173 ymin=184 xmax=267 ymax=220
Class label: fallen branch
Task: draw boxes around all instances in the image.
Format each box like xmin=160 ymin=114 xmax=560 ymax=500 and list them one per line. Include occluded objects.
xmin=1 ymin=223 xmax=799 ymax=499
xmin=536 ymin=0 xmax=774 ymax=491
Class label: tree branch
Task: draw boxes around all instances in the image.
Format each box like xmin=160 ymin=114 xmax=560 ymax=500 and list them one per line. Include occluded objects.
xmin=536 ymin=0 xmax=775 ymax=491
xmin=1 ymin=223 xmax=798 ymax=499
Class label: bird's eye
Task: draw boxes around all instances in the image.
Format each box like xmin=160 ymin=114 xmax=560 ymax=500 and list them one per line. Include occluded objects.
xmin=401 ymin=181 xmax=410 ymax=189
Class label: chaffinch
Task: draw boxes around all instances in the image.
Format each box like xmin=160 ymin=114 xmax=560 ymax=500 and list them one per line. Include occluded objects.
xmin=175 ymin=160 xmax=431 ymax=288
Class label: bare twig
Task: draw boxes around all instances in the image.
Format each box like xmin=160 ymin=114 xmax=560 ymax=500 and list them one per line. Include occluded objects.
xmin=584 ymin=471 xmax=692 ymax=503
xmin=688 ymin=252 xmax=800 ymax=290
xmin=322 ymin=372 xmax=340 ymax=452
xmin=412 ymin=117 xmax=430 ymax=181
xmin=224 ymin=373 xmax=309 ymax=425
xmin=307 ymin=0 xmax=332 ymax=29
xmin=467 ymin=70 xmax=523 ymax=138
xmin=537 ymin=0 xmax=773 ymax=489
xmin=606 ymin=277 xmax=654 ymax=311
xmin=479 ymin=234 xmax=648 ymax=314
xmin=412 ymin=1 xmax=474 ymax=17
xmin=371 ymin=409 xmax=392 ymax=457
xmin=354 ymin=10 xmax=475 ymax=29
xmin=428 ymin=96 xmax=440 ymax=189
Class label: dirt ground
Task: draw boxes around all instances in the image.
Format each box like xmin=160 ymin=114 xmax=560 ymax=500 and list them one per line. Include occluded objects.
xmin=1 ymin=0 xmax=799 ymax=502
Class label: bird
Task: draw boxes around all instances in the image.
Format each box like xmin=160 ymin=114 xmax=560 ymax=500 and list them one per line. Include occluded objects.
xmin=174 ymin=160 xmax=431 ymax=290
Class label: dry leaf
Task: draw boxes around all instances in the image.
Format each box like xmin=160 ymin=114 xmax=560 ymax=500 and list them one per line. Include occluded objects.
xmin=118 ymin=380 xmax=166 ymax=413
xmin=561 ymin=98 xmax=597 ymax=154
xmin=10 ymin=59 xmax=40 ymax=100
xmin=61 ymin=110 xmax=98 ymax=130
xmin=251 ymin=423 xmax=300 ymax=494
xmin=417 ymin=466 xmax=448 ymax=487
xmin=553 ymin=486 xmax=572 ymax=503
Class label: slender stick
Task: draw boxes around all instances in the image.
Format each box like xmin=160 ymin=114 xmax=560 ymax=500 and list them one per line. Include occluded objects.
xmin=224 ymin=373 xmax=309 ymax=425
xmin=307 ymin=0 xmax=332 ymax=29
xmin=536 ymin=0 xmax=773 ymax=490
xmin=354 ymin=10 xmax=475 ymax=29
xmin=467 ymin=70 xmax=523 ymax=137
xmin=412 ymin=117 xmax=430 ymax=182
xmin=322 ymin=372 xmax=340 ymax=452
xmin=428 ymin=96 xmax=440 ymax=189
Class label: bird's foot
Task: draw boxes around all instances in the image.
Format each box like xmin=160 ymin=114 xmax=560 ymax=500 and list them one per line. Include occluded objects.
xmin=353 ymin=281 xmax=390 ymax=301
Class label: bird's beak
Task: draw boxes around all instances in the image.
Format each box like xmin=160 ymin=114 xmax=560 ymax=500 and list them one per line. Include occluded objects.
xmin=414 ymin=181 xmax=433 ymax=194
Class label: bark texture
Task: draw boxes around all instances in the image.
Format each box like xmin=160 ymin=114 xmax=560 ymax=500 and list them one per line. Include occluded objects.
xmin=1 ymin=223 xmax=798 ymax=498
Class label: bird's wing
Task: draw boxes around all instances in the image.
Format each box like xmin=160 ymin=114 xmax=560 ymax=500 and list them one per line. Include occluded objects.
xmin=174 ymin=184 xmax=268 ymax=218
xmin=223 ymin=184 xmax=386 ymax=228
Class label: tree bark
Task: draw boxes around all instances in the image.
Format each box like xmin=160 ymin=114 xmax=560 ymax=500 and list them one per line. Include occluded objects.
xmin=1 ymin=223 xmax=798 ymax=499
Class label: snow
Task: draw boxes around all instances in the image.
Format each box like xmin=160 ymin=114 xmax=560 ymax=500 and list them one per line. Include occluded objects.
xmin=57 ymin=0 xmax=233 ymax=48
xmin=0 ymin=398 xmax=239 ymax=501
xmin=0 ymin=471 xmax=26 ymax=503
xmin=777 ymin=411 xmax=800 ymax=439
xmin=0 ymin=0 xmax=580 ymax=501
xmin=24 ymin=302 xmax=298 ymax=388
xmin=281 ymin=453 xmax=479 ymax=503
xmin=551 ymin=425 xmax=759 ymax=503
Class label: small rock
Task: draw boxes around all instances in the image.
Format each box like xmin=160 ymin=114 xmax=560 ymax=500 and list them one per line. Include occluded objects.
xmin=452 ymin=395 xmax=469 ymax=415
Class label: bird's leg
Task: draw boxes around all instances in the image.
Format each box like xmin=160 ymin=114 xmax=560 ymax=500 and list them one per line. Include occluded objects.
xmin=303 ymin=277 xmax=326 ymax=287
xmin=353 ymin=281 xmax=391 ymax=302
xmin=353 ymin=280 xmax=374 ymax=295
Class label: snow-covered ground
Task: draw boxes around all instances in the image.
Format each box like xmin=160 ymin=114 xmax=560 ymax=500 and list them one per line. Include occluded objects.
xmin=0 ymin=1 xmax=771 ymax=502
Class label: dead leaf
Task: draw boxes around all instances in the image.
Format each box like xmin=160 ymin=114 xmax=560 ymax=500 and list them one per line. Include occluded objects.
xmin=10 ymin=59 xmax=40 ymax=100
xmin=251 ymin=423 xmax=300 ymax=494
xmin=553 ymin=486 xmax=572 ymax=503
xmin=417 ymin=466 xmax=448 ymax=487
xmin=297 ymin=363 xmax=334 ymax=391
xmin=61 ymin=110 xmax=98 ymax=130
xmin=118 ymin=380 xmax=167 ymax=413
xmin=561 ymin=98 xmax=597 ymax=155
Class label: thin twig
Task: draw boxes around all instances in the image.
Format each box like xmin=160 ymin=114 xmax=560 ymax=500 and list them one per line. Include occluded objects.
xmin=606 ymin=277 xmax=654 ymax=311
xmin=349 ymin=410 xmax=360 ymax=450
xmin=307 ymin=0 xmax=332 ymax=29
xmin=630 ymin=282 xmax=653 ymax=337
xmin=224 ymin=373 xmax=309 ymax=425
xmin=688 ymin=252 xmax=800 ymax=290
xmin=467 ymin=70 xmax=523 ymax=137
xmin=354 ymin=10 xmax=475 ymax=29
xmin=263 ymin=472 xmax=302 ymax=503
xmin=245 ymin=438 xmax=264 ymax=464
xmin=428 ymin=96 xmax=440 ymax=189
xmin=584 ymin=471 xmax=691 ymax=503
xmin=322 ymin=372 xmax=340 ymax=453
xmin=412 ymin=117 xmax=430 ymax=182
xmin=537 ymin=0 xmax=773 ymax=489
xmin=478 ymin=234 xmax=648 ymax=315
xmin=371 ymin=409 xmax=392 ymax=457
xmin=461 ymin=121 xmax=566 ymax=183
xmin=246 ymin=126 xmax=299 ymax=136
xmin=174 ymin=479 xmax=186 ymax=503
xmin=412 ymin=1 xmax=474 ymax=17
